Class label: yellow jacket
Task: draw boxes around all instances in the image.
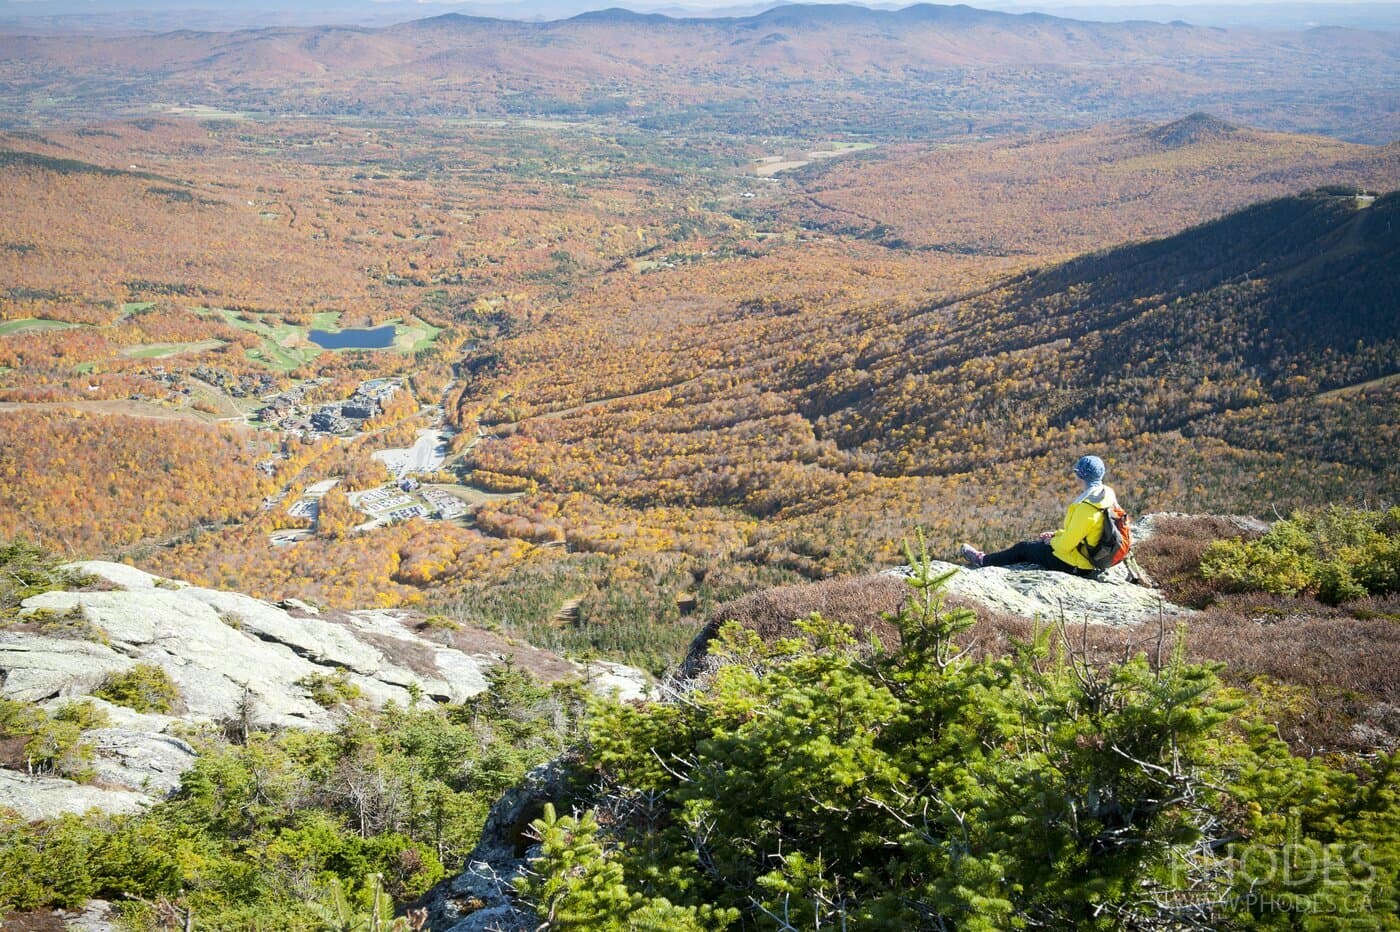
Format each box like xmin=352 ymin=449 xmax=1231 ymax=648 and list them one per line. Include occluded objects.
xmin=1051 ymin=485 xmax=1116 ymax=570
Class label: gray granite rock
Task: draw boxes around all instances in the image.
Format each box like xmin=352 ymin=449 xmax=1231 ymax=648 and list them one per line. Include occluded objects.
xmin=63 ymin=561 xmax=173 ymax=591
xmin=0 ymin=634 xmax=133 ymax=702
xmin=582 ymin=660 xmax=652 ymax=702
xmin=885 ymin=559 xmax=1192 ymax=628
xmin=0 ymin=769 xmax=148 ymax=820
xmin=2 ymin=565 xmax=652 ymax=821
xmin=425 ymin=761 xmax=569 ymax=931
xmin=60 ymin=899 xmax=119 ymax=932
xmin=18 ymin=588 xmax=342 ymax=727
xmin=185 ymin=587 xmax=384 ymax=675
xmin=81 ymin=729 xmax=197 ymax=795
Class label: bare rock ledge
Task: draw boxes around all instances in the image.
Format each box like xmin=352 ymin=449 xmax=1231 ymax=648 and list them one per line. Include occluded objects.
xmin=0 ymin=562 xmax=652 ymax=819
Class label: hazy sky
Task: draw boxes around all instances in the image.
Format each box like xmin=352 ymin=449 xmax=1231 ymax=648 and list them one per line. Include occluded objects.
xmin=6 ymin=0 xmax=1399 ymax=7
xmin=4 ymin=0 xmax=1398 ymax=33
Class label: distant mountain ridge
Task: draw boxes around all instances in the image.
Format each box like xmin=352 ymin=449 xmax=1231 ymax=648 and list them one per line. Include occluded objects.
xmin=789 ymin=113 xmax=1400 ymax=257
xmin=2 ymin=2 xmax=1396 ymax=140
xmin=390 ymin=2 xmax=1192 ymax=32
xmin=4 ymin=1 xmax=1400 ymax=34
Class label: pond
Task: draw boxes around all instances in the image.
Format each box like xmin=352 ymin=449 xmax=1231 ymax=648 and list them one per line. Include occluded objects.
xmin=309 ymin=325 xmax=396 ymax=350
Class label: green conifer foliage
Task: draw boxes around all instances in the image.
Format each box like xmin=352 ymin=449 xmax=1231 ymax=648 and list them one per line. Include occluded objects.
xmin=551 ymin=546 xmax=1399 ymax=929
xmin=517 ymin=803 xmax=737 ymax=930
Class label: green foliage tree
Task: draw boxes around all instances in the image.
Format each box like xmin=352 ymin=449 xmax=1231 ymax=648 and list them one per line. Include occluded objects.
xmin=0 ymin=669 xmax=586 ymax=928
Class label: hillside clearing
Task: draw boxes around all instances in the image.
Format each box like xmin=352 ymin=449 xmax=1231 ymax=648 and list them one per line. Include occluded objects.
xmin=121 ymin=340 xmax=226 ymax=359
xmin=0 ymin=319 xmax=83 ymax=337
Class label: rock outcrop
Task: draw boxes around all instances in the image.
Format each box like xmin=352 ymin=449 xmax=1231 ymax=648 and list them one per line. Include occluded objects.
xmin=1 ymin=562 xmax=651 ymax=818
xmin=887 ymin=559 xmax=1190 ymax=629
xmin=424 ymin=761 xmax=572 ymax=932
xmin=683 ymin=516 xmax=1202 ymax=678
xmin=0 ymin=768 xmax=148 ymax=821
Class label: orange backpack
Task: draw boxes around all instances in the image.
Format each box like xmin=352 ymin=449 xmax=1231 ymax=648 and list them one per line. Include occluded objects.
xmin=1080 ymin=503 xmax=1132 ymax=569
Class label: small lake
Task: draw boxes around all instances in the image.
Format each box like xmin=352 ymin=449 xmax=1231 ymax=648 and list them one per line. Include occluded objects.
xmin=309 ymin=325 xmax=396 ymax=350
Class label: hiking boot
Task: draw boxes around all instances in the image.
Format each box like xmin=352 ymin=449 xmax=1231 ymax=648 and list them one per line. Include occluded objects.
xmin=959 ymin=543 xmax=984 ymax=568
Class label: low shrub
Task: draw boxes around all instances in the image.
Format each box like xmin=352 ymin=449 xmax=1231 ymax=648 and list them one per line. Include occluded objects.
xmin=94 ymin=663 xmax=181 ymax=714
xmin=0 ymin=539 xmax=90 ymax=617
xmin=0 ymin=699 xmax=108 ymax=780
xmin=0 ymin=606 xmax=109 ymax=644
xmin=1133 ymin=514 xmax=1265 ymax=607
xmin=1200 ymin=505 xmax=1400 ymax=604
xmin=297 ymin=670 xmax=363 ymax=708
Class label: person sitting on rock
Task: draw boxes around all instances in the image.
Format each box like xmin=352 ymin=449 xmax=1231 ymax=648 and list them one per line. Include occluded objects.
xmin=960 ymin=455 xmax=1115 ymax=578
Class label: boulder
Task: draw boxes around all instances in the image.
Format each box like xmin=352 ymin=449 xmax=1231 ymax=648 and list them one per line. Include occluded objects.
xmin=582 ymin=661 xmax=652 ymax=702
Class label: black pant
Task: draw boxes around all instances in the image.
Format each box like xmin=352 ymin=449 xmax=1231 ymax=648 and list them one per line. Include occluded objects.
xmin=982 ymin=540 xmax=1089 ymax=576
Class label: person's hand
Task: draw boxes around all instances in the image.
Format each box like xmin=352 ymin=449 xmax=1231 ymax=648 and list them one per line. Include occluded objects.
xmin=1039 ymin=531 xmax=1054 ymax=542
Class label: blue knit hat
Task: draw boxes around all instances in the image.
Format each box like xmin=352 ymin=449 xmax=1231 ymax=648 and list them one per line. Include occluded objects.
xmin=1074 ymin=455 xmax=1105 ymax=483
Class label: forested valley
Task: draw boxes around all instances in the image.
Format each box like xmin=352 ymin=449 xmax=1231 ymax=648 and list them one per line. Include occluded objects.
xmin=0 ymin=4 xmax=1397 ymax=928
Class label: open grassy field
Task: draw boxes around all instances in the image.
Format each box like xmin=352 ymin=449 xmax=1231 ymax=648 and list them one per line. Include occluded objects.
xmin=122 ymin=340 xmax=227 ymax=359
xmin=195 ymin=307 xmax=322 ymax=373
xmin=0 ymin=318 xmax=83 ymax=337
xmin=390 ymin=317 xmax=442 ymax=353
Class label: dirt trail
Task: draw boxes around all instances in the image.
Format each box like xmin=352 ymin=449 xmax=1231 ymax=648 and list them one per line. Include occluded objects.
xmin=553 ymin=597 xmax=583 ymax=624
xmin=514 ymin=375 xmax=705 ymax=424
xmin=1316 ymin=372 xmax=1400 ymax=400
